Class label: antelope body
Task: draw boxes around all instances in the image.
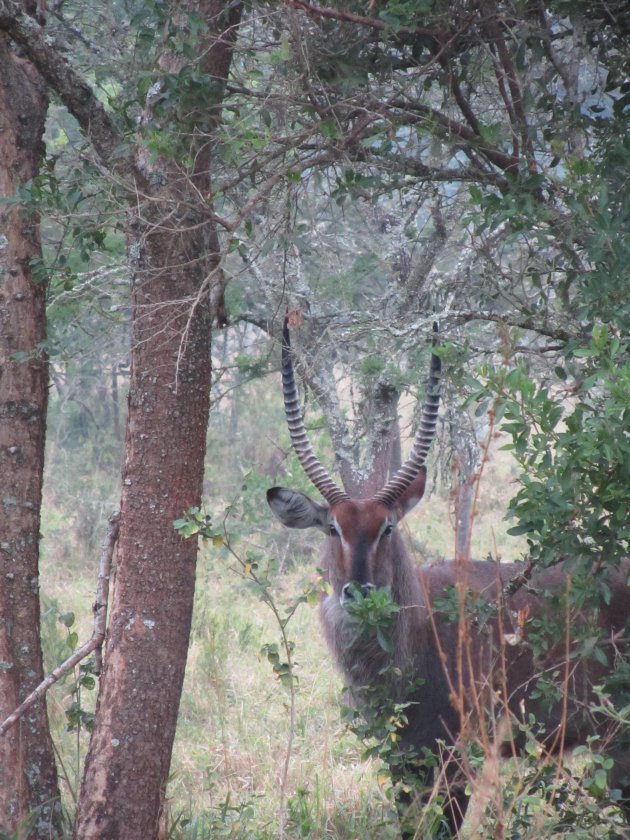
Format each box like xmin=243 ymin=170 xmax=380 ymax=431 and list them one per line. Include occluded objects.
xmin=267 ymin=317 xmax=630 ymax=836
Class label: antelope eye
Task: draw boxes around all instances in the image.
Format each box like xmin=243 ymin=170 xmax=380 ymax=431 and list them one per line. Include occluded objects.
xmin=328 ymin=522 xmax=339 ymax=537
xmin=382 ymin=523 xmax=393 ymax=538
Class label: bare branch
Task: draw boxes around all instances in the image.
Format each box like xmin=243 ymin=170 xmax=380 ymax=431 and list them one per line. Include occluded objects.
xmin=282 ymin=0 xmax=436 ymax=38
xmin=0 ymin=1 xmax=140 ymax=182
xmin=448 ymin=309 xmax=575 ymax=343
xmin=0 ymin=510 xmax=119 ymax=737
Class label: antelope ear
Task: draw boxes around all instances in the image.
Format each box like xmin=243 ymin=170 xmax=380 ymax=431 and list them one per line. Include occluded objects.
xmin=394 ymin=469 xmax=426 ymax=520
xmin=267 ymin=487 xmax=329 ymax=532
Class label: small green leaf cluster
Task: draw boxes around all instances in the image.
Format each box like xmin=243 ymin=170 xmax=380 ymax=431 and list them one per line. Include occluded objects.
xmin=9 ymin=166 xmax=124 ymax=295
xmin=332 ymin=169 xmax=392 ymax=204
xmin=432 ymin=583 xmax=501 ymax=630
xmin=260 ymin=641 xmax=297 ymax=691
xmin=343 ymin=585 xmax=400 ymax=654
xmin=130 ymin=2 xmax=209 ymax=65
xmin=341 ymin=669 xmax=420 ymax=770
xmin=176 ymin=502 xmax=312 ymax=734
xmin=173 ymin=507 xmax=224 ymax=547
xmin=374 ymin=0 xmax=435 ymax=34
xmin=338 ymin=588 xmax=458 ymax=833
xmin=56 ymin=612 xmax=97 ymax=733
xmin=498 ymin=744 xmax=620 ymax=838
xmin=469 ymin=173 xmax=550 ymax=234
xmin=471 ymin=329 xmax=630 ymax=737
xmin=65 ymin=660 xmax=97 ymax=734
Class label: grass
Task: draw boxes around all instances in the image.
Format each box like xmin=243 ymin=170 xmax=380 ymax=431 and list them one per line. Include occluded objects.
xmin=37 ymin=437 xmax=550 ymax=839
xmin=41 ymin=527 xmax=629 ymax=840
xmin=168 ymin=544 xmax=400 ymax=838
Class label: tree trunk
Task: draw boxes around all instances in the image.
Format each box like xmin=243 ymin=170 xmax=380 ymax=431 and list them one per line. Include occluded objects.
xmin=73 ymin=4 xmax=242 ymax=837
xmin=446 ymin=404 xmax=482 ymax=561
xmin=0 ymin=33 xmax=61 ymax=838
xmin=359 ymin=382 xmax=402 ymax=496
xmin=73 ymin=208 xmax=214 ymax=840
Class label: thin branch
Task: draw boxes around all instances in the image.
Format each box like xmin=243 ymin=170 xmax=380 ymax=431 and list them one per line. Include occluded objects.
xmin=0 ymin=1 xmax=140 ymax=183
xmin=501 ymin=555 xmax=565 ymax=601
xmin=0 ymin=510 xmax=119 ymax=737
xmin=448 ymin=309 xmax=575 ymax=343
xmin=93 ymin=510 xmax=119 ymax=673
xmin=480 ymin=1 xmax=537 ymax=174
xmin=385 ymin=96 xmax=517 ymax=177
xmin=282 ymin=0 xmax=437 ymax=38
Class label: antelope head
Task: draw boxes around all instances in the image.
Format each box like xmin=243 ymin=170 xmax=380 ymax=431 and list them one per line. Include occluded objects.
xmin=267 ymin=315 xmax=440 ymax=606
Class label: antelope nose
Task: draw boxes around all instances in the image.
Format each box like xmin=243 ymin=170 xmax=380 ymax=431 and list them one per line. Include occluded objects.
xmin=341 ymin=581 xmax=376 ymax=603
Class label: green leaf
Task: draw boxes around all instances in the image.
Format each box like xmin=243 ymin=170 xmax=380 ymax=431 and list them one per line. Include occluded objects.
xmin=58 ymin=612 xmax=75 ymax=628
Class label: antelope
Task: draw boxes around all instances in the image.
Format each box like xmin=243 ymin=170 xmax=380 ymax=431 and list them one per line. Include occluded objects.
xmin=267 ymin=316 xmax=630 ymax=837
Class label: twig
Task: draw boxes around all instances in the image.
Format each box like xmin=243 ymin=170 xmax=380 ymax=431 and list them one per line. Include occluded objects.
xmin=93 ymin=509 xmax=119 ymax=674
xmin=283 ymin=0 xmax=436 ymax=36
xmin=220 ymin=522 xmax=298 ymax=840
xmin=0 ymin=510 xmax=119 ymax=737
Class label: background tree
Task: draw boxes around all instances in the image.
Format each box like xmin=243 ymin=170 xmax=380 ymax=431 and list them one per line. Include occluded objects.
xmin=213 ymin=0 xmax=630 ymax=529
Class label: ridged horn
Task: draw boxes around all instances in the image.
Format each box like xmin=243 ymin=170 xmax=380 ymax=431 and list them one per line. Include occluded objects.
xmin=373 ymin=329 xmax=441 ymax=507
xmin=280 ymin=315 xmax=350 ymax=506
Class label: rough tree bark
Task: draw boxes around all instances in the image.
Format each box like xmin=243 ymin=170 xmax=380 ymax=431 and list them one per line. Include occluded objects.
xmin=70 ymin=4 xmax=241 ymax=837
xmin=73 ymin=197 xmax=216 ymax=840
xmin=0 ymin=30 xmax=61 ymax=839
xmin=0 ymin=1 xmax=241 ymax=837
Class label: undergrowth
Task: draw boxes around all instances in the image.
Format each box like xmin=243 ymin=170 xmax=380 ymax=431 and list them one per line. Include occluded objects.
xmin=38 ymin=445 xmax=630 ymax=838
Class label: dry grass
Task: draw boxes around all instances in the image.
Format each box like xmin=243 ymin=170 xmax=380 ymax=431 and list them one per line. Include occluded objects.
xmin=42 ymin=438 xmax=602 ymax=838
